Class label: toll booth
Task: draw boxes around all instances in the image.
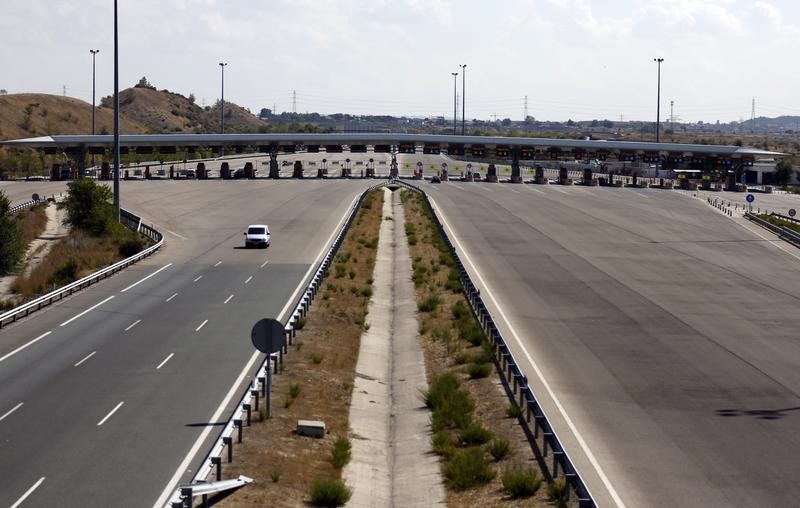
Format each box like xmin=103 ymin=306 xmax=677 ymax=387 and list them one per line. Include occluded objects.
xmin=534 ymin=167 xmax=546 ymax=185
xmin=485 ymin=163 xmax=498 ymax=182
xmin=245 ymin=162 xmax=255 ymax=179
xmin=582 ymin=167 xmax=598 ymax=186
xmin=221 ymin=162 xmax=231 ymax=179
xmin=558 ymin=167 xmax=570 ymax=185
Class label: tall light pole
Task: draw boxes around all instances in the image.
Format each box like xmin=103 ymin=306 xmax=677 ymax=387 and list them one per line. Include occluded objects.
xmin=460 ymin=64 xmax=466 ymax=135
xmin=219 ymin=62 xmax=227 ymax=134
xmin=90 ymin=49 xmax=99 ymax=170
xmin=451 ymin=72 xmax=458 ymax=135
xmin=654 ymin=57 xmax=664 ymax=143
xmin=113 ymin=0 xmax=120 ymax=219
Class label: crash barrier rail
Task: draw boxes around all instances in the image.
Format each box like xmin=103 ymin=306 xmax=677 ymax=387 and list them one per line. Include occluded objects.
xmin=8 ymin=197 xmax=44 ymax=214
xmin=393 ymin=179 xmax=595 ymax=507
xmin=167 ymin=181 xmax=388 ymax=507
xmin=0 ymin=208 xmax=164 ymax=329
xmin=744 ymin=212 xmax=800 ymax=248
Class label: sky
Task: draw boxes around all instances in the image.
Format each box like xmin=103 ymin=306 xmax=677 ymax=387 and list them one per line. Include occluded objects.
xmin=1 ymin=0 xmax=798 ymax=123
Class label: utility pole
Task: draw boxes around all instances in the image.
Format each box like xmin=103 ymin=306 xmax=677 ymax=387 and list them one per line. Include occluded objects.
xmin=451 ymin=72 xmax=458 ymax=135
xmin=654 ymin=57 xmax=664 ymax=142
xmin=670 ymin=100 xmax=674 ymax=127
xmin=90 ymin=49 xmax=100 ymax=169
xmin=219 ymin=62 xmax=227 ymax=134
xmin=292 ymin=90 xmax=297 ymax=113
xmin=460 ymin=64 xmax=466 ymax=135
xmin=524 ymin=95 xmax=528 ymax=121
xmin=63 ymin=85 xmax=66 ymax=97
xmin=113 ymin=0 xmax=120 ymax=220
xmin=751 ymin=97 xmax=756 ymax=133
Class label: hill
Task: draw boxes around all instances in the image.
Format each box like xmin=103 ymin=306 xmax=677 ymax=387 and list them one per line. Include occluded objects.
xmin=0 ymin=93 xmax=149 ymax=141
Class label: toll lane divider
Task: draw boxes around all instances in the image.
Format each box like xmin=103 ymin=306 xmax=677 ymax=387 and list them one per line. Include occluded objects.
xmin=393 ymin=179 xmax=596 ymax=507
xmin=168 ymin=181 xmax=387 ymax=507
xmin=0 ymin=208 xmax=163 ymax=329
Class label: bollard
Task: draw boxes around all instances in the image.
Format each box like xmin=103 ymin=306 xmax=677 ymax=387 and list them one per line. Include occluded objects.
xmin=211 ymin=456 xmax=221 ymax=481
xmin=179 ymin=487 xmax=192 ymax=508
xmin=251 ymin=389 xmax=260 ymax=413
xmin=224 ymin=436 xmax=233 ymax=463
xmin=259 ymin=376 xmax=266 ymax=397
xmin=234 ymin=419 xmax=243 ymax=443
xmin=244 ymin=403 xmax=252 ymax=426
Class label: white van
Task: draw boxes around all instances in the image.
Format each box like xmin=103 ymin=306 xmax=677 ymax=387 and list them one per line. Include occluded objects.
xmin=244 ymin=224 xmax=271 ymax=248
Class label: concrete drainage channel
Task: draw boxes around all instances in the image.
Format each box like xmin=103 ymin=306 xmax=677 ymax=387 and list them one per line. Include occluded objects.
xmin=166 ymin=181 xmax=388 ymax=508
xmin=394 ymin=180 xmax=597 ymax=507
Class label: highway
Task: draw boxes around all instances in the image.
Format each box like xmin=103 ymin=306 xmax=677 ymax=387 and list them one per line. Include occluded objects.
xmin=407 ymin=158 xmax=800 ymax=507
xmin=0 ymin=179 xmax=374 ymax=507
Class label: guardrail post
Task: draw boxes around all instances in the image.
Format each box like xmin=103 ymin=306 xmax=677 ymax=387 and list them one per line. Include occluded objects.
xmin=543 ymin=432 xmax=553 ymax=457
xmin=259 ymin=376 xmax=266 ymax=397
xmin=179 ymin=487 xmax=192 ymax=508
xmin=211 ymin=456 xmax=221 ymax=481
xmin=251 ymin=389 xmax=260 ymax=413
xmin=223 ymin=436 xmax=233 ymax=463
xmin=234 ymin=419 xmax=243 ymax=443
xmin=553 ymin=451 xmax=564 ymax=477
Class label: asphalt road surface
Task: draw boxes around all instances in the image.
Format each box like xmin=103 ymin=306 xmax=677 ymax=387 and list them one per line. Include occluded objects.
xmin=0 ymin=179 xmax=374 ymax=507
xmin=410 ymin=167 xmax=800 ymax=508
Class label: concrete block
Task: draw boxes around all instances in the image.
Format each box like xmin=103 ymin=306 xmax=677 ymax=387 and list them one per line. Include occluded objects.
xmin=297 ymin=419 xmax=326 ymax=438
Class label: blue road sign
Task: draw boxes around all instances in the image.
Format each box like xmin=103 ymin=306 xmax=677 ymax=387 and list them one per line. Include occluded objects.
xmin=746 ymin=194 xmax=755 ymax=203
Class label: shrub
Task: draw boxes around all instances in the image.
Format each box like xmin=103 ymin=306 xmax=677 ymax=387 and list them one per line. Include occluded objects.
xmin=360 ymin=286 xmax=373 ymax=298
xmin=458 ymin=421 xmax=493 ymax=446
xmin=487 ymin=438 xmax=511 ymax=461
xmin=348 ymin=270 xmax=356 ymax=279
xmin=502 ymin=468 xmax=541 ymax=498
xmin=431 ymin=388 xmax=474 ymax=431
xmin=334 ymin=264 xmax=346 ymax=278
xmin=443 ymin=447 xmax=495 ymax=490
xmin=296 ymin=316 xmax=307 ymax=330
xmin=289 ymin=383 xmax=301 ymax=399
xmin=432 ymin=431 xmax=455 ymax=458
xmin=466 ymin=362 xmax=491 ymax=379
xmin=506 ymin=403 xmax=522 ymax=419
xmin=63 ymin=178 xmax=117 ymax=235
xmin=331 ymin=435 xmax=352 ymax=468
xmin=309 ymin=479 xmax=352 ymax=507
xmin=424 ymin=373 xmax=460 ymax=410
xmin=418 ymin=293 xmax=442 ymax=313
xmin=270 ymin=470 xmax=281 ymax=482
xmin=50 ymin=257 xmax=79 ymax=286
xmin=0 ymin=191 xmax=24 ymax=275
xmin=547 ymin=478 xmax=568 ymax=507
xmin=456 ymin=317 xmax=485 ymax=346
xmin=118 ymin=235 xmax=144 ymax=257
xmin=407 ymin=235 xmax=417 ymax=245
xmin=450 ymin=300 xmax=470 ymax=320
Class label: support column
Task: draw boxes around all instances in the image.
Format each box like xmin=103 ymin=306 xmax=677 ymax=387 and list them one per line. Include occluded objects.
xmin=221 ymin=162 xmax=231 ymax=179
xmin=485 ymin=163 xmax=498 ymax=182
xmin=269 ymin=150 xmax=279 ymax=179
xmin=389 ymin=154 xmax=398 ymax=179
xmin=293 ymin=160 xmax=304 ymax=178
xmin=510 ymin=148 xmax=522 ymax=183
xmin=245 ymin=161 xmax=255 ymax=179
xmin=78 ymin=146 xmax=86 ymax=178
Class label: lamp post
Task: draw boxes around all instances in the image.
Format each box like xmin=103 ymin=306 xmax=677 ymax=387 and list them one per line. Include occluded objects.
xmin=460 ymin=64 xmax=466 ymax=135
xmin=219 ymin=62 xmax=227 ymax=134
xmin=654 ymin=58 xmax=664 ymax=143
xmin=451 ymin=72 xmax=458 ymax=135
xmin=113 ymin=0 xmax=120 ymax=220
xmin=90 ymin=49 xmax=99 ymax=170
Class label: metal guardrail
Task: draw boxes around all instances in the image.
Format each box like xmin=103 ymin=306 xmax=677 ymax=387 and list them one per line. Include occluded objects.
xmin=745 ymin=212 xmax=800 ymax=248
xmin=9 ymin=198 xmax=44 ymax=214
xmin=394 ymin=180 xmax=595 ymax=507
xmin=167 ymin=181 xmax=388 ymax=507
xmin=0 ymin=208 xmax=164 ymax=329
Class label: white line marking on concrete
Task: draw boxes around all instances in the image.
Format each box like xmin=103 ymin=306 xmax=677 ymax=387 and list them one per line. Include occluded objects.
xmin=152 ymin=193 xmax=361 ymax=508
xmin=193 ymin=276 xmax=203 ymax=283
xmin=166 ymin=229 xmax=187 ymax=240
xmin=97 ymin=401 xmax=124 ymax=426
xmin=60 ymin=296 xmax=115 ymax=327
xmin=10 ymin=477 xmax=45 ymax=508
xmin=166 ymin=292 xmax=178 ymax=302
xmin=260 ymin=260 xmax=270 ymax=268
xmin=527 ymin=187 xmax=544 ymax=193
xmin=0 ymin=402 xmax=23 ymax=422
xmin=195 ymin=319 xmax=208 ymax=332
xmin=74 ymin=351 xmax=96 ymax=367
xmin=476 ymin=185 xmax=494 ymax=192
xmin=124 ymin=319 xmax=141 ymax=332
xmin=244 ymin=276 xmax=253 ymax=284
xmin=224 ymin=294 xmax=234 ymax=305
xmin=214 ymin=261 xmax=222 ymax=267
xmin=120 ymin=263 xmax=173 ymax=293
xmin=0 ymin=331 xmax=52 ymax=364
xmin=156 ymin=353 xmax=174 ymax=370
xmin=430 ymin=196 xmax=627 ymax=508
xmin=506 ymin=187 xmax=521 ymax=193
xmin=451 ymin=184 xmax=466 ymax=190
xmin=632 ymin=191 xmax=650 ymax=199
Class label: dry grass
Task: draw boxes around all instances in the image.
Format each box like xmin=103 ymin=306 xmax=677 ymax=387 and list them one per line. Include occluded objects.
xmin=215 ymin=190 xmax=383 ymax=507
xmin=401 ymin=189 xmax=559 ymax=507
xmin=15 ymin=203 xmax=48 ymax=246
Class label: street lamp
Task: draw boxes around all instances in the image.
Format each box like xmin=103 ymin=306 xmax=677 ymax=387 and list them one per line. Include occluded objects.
xmin=654 ymin=58 xmax=664 ymax=143
xmin=451 ymin=72 xmax=458 ymax=135
xmin=219 ymin=62 xmax=227 ymax=134
xmin=460 ymin=64 xmax=466 ymax=135
xmin=113 ymin=0 xmax=120 ymax=219
xmin=90 ymin=49 xmax=100 ymax=170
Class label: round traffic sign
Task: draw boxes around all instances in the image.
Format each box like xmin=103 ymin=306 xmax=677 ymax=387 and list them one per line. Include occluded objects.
xmin=251 ymin=318 xmax=286 ymax=354
xmin=746 ymin=194 xmax=755 ymax=203
xmin=789 ymin=208 xmax=797 ymax=217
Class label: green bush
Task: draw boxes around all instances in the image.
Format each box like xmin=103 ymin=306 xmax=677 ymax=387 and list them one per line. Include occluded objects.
xmin=458 ymin=421 xmax=493 ymax=446
xmin=506 ymin=403 xmax=522 ymax=419
xmin=466 ymin=362 xmax=491 ymax=379
xmin=547 ymin=478 xmax=568 ymax=507
xmin=450 ymin=300 xmax=470 ymax=320
xmin=289 ymin=383 xmax=301 ymax=399
xmin=118 ymin=234 xmax=145 ymax=257
xmin=360 ymin=286 xmax=373 ymax=298
xmin=432 ymin=431 xmax=455 ymax=458
xmin=456 ymin=317 xmax=485 ymax=346
xmin=50 ymin=257 xmax=79 ymax=286
xmin=334 ymin=264 xmax=346 ymax=278
xmin=310 ymin=478 xmax=352 ymax=507
xmin=424 ymin=373 xmax=460 ymax=410
xmin=502 ymin=468 xmax=541 ymax=498
xmin=487 ymin=438 xmax=511 ymax=461
xmin=0 ymin=191 xmax=24 ymax=275
xmin=331 ymin=436 xmax=352 ymax=468
xmin=63 ymin=178 xmax=117 ymax=235
xmin=443 ymin=447 xmax=495 ymax=490
xmin=431 ymin=388 xmax=474 ymax=431
xmin=418 ymin=293 xmax=442 ymax=313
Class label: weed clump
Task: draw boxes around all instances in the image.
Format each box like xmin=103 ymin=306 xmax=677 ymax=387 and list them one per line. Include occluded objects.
xmin=310 ymin=479 xmax=352 ymax=506
xmin=502 ymin=468 xmax=541 ymax=498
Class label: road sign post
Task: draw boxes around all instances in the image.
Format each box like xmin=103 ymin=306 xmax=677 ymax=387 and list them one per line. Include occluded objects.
xmin=251 ymin=318 xmax=286 ymax=421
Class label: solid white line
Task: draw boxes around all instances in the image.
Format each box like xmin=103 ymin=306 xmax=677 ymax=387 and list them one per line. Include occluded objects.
xmin=97 ymin=401 xmax=124 ymax=426
xmin=152 ymin=193 xmax=361 ymax=508
xmin=156 ymin=353 xmax=174 ymax=370
xmin=193 ymin=276 xmax=203 ymax=283
xmin=166 ymin=292 xmax=178 ymax=302
xmin=223 ymin=295 xmax=234 ymax=305
xmin=124 ymin=319 xmax=141 ymax=332
xmin=260 ymin=260 xmax=270 ymax=268
xmin=527 ymin=187 xmax=545 ymax=193
xmin=195 ymin=319 xmax=208 ymax=332
xmin=0 ymin=402 xmax=23 ymax=422
xmin=10 ymin=477 xmax=45 ymax=508
xmin=214 ymin=261 xmax=222 ymax=267
xmin=120 ymin=263 xmax=173 ymax=293
xmin=0 ymin=331 xmax=52 ymax=364
xmin=74 ymin=351 xmax=96 ymax=367
xmin=244 ymin=276 xmax=253 ymax=284
xmin=59 ymin=296 xmax=115 ymax=327
xmin=430 ymin=196 xmax=627 ymax=508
